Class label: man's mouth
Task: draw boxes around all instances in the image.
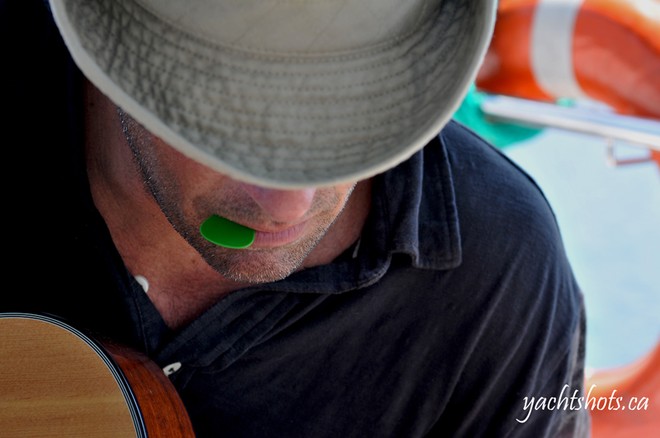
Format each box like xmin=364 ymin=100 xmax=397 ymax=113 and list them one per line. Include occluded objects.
xmin=250 ymin=221 xmax=309 ymax=248
xmin=200 ymin=215 xmax=256 ymax=249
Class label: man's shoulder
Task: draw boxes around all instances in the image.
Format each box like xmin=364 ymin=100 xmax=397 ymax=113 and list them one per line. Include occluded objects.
xmin=424 ymin=121 xmax=581 ymax=322
xmin=438 ymin=120 xmax=551 ymax=211
xmin=436 ymin=120 xmax=564 ymax=253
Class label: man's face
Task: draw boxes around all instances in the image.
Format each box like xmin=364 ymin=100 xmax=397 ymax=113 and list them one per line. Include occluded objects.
xmin=120 ymin=114 xmax=358 ymax=284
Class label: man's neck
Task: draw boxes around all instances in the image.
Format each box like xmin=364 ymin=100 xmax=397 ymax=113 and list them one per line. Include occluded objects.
xmin=83 ymin=82 xmax=371 ymax=329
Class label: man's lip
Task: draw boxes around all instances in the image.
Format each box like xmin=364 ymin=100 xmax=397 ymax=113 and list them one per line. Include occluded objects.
xmin=250 ymin=221 xmax=308 ymax=248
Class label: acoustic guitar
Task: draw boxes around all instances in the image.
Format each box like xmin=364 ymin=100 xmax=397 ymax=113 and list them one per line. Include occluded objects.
xmin=0 ymin=312 xmax=195 ymax=437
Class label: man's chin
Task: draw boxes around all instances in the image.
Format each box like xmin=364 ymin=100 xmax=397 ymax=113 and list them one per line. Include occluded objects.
xmin=206 ymin=247 xmax=311 ymax=284
xmin=216 ymin=263 xmax=299 ymax=284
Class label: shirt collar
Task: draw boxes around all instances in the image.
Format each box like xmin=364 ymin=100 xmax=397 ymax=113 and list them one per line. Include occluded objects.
xmin=249 ymin=130 xmax=463 ymax=296
xmin=374 ymin=131 xmax=462 ymax=271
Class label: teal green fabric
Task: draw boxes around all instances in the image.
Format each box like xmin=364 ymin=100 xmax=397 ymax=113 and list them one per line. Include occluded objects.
xmin=453 ymin=85 xmax=543 ymax=148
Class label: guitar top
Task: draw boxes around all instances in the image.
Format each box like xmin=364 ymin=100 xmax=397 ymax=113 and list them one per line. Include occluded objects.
xmin=0 ymin=312 xmax=195 ymax=437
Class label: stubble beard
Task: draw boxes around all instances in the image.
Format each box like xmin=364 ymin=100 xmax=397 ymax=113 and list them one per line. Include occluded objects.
xmin=119 ymin=109 xmax=352 ymax=284
xmin=195 ymin=223 xmax=329 ymax=283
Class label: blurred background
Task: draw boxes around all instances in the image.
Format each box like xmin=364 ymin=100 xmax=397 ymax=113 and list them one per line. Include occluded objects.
xmin=453 ymin=0 xmax=659 ymax=433
xmin=503 ymin=125 xmax=659 ymax=371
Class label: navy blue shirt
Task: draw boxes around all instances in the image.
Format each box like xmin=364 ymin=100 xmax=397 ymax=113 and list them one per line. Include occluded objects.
xmin=3 ymin=1 xmax=589 ymax=436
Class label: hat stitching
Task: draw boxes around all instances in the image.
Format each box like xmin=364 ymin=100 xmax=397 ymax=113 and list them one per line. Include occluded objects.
xmin=93 ymin=13 xmax=464 ymax=111
xmin=110 ymin=56 xmax=455 ymax=121
xmin=134 ymin=0 xmax=433 ymax=60
xmin=117 ymin=68 xmax=456 ymax=141
xmin=88 ymin=3 xmax=467 ymax=148
xmin=63 ymin=0 xmax=484 ymax=185
xmin=94 ymin=25 xmax=466 ymax=133
xmin=81 ymin=0 xmax=468 ymax=125
xmin=96 ymin=28 xmax=465 ymax=152
xmin=100 ymin=0 xmax=449 ymax=69
xmin=187 ymin=136 xmax=400 ymax=173
xmin=225 ymin=139 xmax=391 ymax=162
xmin=109 ymin=22 xmax=461 ymax=93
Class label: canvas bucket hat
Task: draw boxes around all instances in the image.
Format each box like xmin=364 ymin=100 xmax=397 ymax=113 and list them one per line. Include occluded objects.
xmin=50 ymin=0 xmax=497 ymax=188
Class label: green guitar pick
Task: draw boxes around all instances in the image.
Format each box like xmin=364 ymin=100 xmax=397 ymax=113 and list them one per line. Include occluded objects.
xmin=200 ymin=215 xmax=256 ymax=249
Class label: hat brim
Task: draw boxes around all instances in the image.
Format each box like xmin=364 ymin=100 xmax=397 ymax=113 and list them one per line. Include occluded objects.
xmin=51 ymin=0 xmax=496 ymax=188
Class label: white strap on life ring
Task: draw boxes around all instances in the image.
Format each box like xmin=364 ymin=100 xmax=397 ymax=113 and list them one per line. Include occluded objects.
xmin=531 ymin=0 xmax=589 ymax=99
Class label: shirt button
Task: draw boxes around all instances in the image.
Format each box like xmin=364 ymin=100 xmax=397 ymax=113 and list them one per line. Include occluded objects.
xmin=134 ymin=275 xmax=149 ymax=293
xmin=163 ymin=362 xmax=182 ymax=376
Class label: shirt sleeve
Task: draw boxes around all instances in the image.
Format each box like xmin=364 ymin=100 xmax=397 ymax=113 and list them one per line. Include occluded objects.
xmin=429 ymin=123 xmax=593 ymax=437
xmin=554 ymin=303 xmax=591 ymax=437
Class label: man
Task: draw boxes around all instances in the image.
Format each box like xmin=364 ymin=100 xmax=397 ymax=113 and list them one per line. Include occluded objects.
xmin=2 ymin=0 xmax=590 ymax=436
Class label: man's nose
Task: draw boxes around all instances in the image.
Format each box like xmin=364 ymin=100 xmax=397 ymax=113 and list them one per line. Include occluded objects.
xmin=239 ymin=183 xmax=316 ymax=223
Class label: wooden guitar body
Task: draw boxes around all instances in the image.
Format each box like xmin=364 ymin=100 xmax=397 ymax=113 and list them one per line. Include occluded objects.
xmin=0 ymin=313 xmax=195 ymax=437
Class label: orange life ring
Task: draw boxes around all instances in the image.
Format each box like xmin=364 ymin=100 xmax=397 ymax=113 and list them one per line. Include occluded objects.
xmin=476 ymin=0 xmax=660 ymax=119
xmin=586 ymin=340 xmax=660 ymax=437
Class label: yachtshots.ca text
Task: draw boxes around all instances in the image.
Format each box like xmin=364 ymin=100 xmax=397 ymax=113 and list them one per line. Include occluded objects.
xmin=517 ymin=384 xmax=650 ymax=423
